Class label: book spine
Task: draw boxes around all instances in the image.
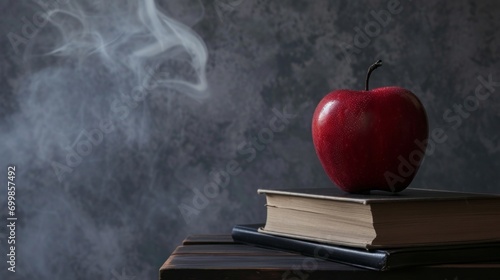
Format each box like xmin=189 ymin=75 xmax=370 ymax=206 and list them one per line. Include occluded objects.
xmin=232 ymin=226 xmax=388 ymax=271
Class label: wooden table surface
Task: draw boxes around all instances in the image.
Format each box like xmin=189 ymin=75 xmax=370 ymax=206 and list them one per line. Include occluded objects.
xmin=160 ymin=235 xmax=500 ymax=280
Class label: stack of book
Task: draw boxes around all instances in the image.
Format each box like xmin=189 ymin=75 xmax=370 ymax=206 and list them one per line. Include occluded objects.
xmin=232 ymin=188 xmax=500 ymax=271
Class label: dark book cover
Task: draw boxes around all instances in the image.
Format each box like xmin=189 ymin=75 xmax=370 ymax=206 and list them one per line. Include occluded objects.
xmin=232 ymin=224 xmax=500 ymax=271
xmin=258 ymin=187 xmax=500 ymax=204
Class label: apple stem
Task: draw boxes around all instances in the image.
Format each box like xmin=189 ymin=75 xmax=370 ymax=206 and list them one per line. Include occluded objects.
xmin=365 ymin=60 xmax=383 ymax=91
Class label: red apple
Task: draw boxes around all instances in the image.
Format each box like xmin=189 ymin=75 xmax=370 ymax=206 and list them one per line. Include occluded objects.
xmin=312 ymin=60 xmax=428 ymax=193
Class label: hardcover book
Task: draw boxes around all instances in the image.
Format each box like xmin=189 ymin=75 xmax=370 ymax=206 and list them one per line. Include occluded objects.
xmin=258 ymin=188 xmax=500 ymax=249
xmin=232 ymin=224 xmax=500 ymax=271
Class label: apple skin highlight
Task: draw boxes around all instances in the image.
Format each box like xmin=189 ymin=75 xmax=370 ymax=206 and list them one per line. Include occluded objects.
xmin=312 ymin=62 xmax=428 ymax=193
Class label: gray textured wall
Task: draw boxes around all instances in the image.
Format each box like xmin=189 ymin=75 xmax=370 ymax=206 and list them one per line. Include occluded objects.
xmin=1 ymin=0 xmax=499 ymax=279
